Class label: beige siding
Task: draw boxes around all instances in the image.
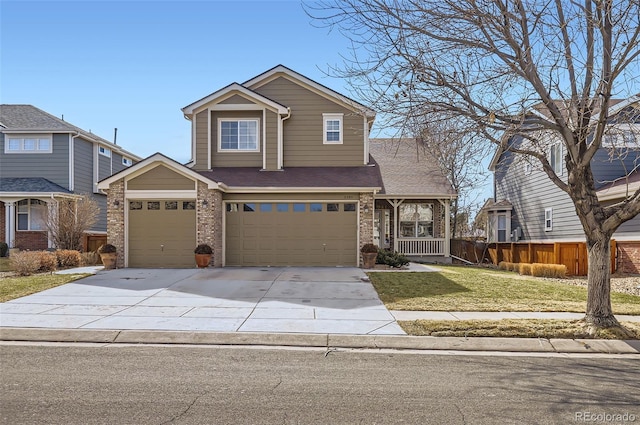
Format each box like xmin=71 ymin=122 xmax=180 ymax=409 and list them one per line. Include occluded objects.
xmin=265 ymin=109 xmax=278 ymax=170
xmin=220 ymin=94 xmax=257 ymax=104
xmin=252 ymin=76 xmax=365 ymax=167
xmin=127 ymin=165 xmax=196 ymax=190
xmin=211 ymin=110 xmax=263 ymax=168
xmin=194 ymin=110 xmax=209 ymax=170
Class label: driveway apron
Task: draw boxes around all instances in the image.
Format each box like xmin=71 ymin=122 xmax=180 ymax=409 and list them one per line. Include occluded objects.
xmin=0 ymin=267 xmax=405 ymax=335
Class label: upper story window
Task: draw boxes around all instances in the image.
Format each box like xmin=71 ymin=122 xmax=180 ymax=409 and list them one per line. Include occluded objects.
xmin=4 ymin=135 xmax=52 ymax=154
xmin=323 ymin=113 xmax=343 ymax=144
xmin=122 ymin=157 xmax=133 ymax=167
xmin=99 ymin=146 xmax=111 ymax=157
xmin=219 ymin=119 xmax=259 ymax=151
xmin=549 ymin=143 xmax=562 ymax=175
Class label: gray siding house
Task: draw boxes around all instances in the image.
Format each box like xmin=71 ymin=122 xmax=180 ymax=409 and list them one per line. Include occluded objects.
xmin=0 ymin=105 xmax=141 ymax=251
xmin=485 ymin=95 xmax=640 ymax=273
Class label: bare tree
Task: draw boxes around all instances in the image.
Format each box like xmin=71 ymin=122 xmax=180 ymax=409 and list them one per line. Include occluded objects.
xmin=47 ymin=195 xmax=99 ymax=251
xmin=306 ymin=0 xmax=640 ymax=330
xmin=412 ymin=115 xmax=490 ymax=238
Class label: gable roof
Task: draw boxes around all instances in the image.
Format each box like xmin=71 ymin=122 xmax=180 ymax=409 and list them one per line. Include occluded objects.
xmin=243 ymin=65 xmax=376 ymax=119
xmin=369 ymin=138 xmax=456 ymax=198
xmin=0 ymin=177 xmax=73 ymax=195
xmin=181 ymin=83 xmax=289 ymax=116
xmin=97 ymin=152 xmax=220 ymax=190
xmin=0 ymin=104 xmax=141 ymax=161
xmin=597 ymin=169 xmax=640 ymax=202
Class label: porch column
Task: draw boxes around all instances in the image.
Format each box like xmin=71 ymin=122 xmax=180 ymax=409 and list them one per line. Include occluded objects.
xmin=388 ymin=199 xmax=403 ymax=253
xmin=444 ymin=199 xmax=451 ymax=257
xmin=46 ymin=199 xmax=58 ymax=249
xmin=5 ymin=201 xmax=15 ymax=248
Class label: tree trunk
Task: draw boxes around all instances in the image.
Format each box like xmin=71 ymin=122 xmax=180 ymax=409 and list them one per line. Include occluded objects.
xmin=584 ymin=234 xmax=619 ymax=328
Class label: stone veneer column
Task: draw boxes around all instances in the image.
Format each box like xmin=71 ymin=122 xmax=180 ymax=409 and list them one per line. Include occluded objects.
xmin=359 ymin=192 xmax=375 ymax=266
xmin=106 ymin=179 xmax=125 ymax=268
xmin=196 ymin=182 xmax=223 ymax=268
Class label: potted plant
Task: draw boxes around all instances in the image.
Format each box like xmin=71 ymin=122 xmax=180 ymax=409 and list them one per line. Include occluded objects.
xmin=97 ymin=244 xmax=117 ymax=269
xmin=360 ymin=243 xmax=378 ymax=269
xmin=194 ymin=243 xmax=213 ymax=268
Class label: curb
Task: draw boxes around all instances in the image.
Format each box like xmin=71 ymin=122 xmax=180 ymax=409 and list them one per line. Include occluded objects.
xmin=1 ymin=328 xmax=639 ymax=354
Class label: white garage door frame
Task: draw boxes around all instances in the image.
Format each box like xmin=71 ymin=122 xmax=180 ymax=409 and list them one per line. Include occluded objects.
xmin=222 ymin=198 xmax=361 ymax=267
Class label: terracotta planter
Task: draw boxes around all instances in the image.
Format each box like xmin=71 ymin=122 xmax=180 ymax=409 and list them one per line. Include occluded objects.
xmin=361 ymin=252 xmax=377 ymax=269
xmin=195 ymin=254 xmax=212 ymax=268
xmin=100 ymin=252 xmax=117 ymax=270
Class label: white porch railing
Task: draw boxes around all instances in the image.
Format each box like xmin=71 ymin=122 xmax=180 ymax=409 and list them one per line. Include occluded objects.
xmin=397 ymin=238 xmax=445 ymax=255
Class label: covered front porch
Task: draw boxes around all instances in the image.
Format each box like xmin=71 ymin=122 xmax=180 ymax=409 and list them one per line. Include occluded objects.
xmin=373 ymin=197 xmax=452 ymax=260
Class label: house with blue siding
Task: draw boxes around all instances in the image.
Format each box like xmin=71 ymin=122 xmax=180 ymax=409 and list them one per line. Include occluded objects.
xmin=0 ymin=105 xmax=142 ymax=251
xmin=484 ymin=95 xmax=640 ymax=273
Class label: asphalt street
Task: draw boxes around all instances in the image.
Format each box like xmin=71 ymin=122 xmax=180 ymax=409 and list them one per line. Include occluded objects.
xmin=1 ymin=343 xmax=639 ymax=424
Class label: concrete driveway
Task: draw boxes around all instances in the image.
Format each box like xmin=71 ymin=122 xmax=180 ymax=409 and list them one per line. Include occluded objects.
xmin=0 ymin=267 xmax=404 ymax=335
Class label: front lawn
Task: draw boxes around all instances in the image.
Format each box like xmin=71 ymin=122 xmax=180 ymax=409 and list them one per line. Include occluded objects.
xmin=368 ymin=266 xmax=640 ymax=314
xmin=0 ymin=273 xmax=89 ymax=302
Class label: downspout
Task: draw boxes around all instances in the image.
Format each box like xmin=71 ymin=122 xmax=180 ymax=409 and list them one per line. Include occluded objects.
xmin=278 ymin=107 xmax=291 ymax=169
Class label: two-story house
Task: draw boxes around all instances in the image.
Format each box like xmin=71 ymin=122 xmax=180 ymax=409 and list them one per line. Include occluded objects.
xmin=97 ymin=65 xmax=456 ymax=268
xmin=0 ymin=105 xmax=142 ymax=251
xmin=484 ymin=95 xmax=640 ymax=273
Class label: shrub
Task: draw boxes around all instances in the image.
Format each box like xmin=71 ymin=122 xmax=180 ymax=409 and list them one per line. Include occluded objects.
xmin=376 ymin=249 xmax=410 ymax=268
xmin=498 ymin=261 xmax=512 ymax=271
xmin=518 ymin=263 xmax=532 ymax=275
xmin=10 ymin=251 xmax=41 ymax=276
xmin=56 ymin=250 xmax=82 ymax=268
xmin=35 ymin=251 xmax=57 ymax=272
xmin=80 ymin=251 xmax=100 ymax=266
xmin=0 ymin=242 xmax=8 ymax=257
xmin=97 ymin=244 xmax=117 ymax=254
xmin=531 ymin=263 xmax=567 ymax=278
xmin=361 ymin=243 xmax=378 ymax=253
xmin=194 ymin=244 xmax=213 ymax=254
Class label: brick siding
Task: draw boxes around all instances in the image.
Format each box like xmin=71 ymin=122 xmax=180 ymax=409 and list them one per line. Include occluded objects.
xmin=359 ymin=192 xmax=375 ymax=266
xmin=197 ymin=182 xmax=223 ymax=268
xmin=15 ymin=231 xmax=48 ymax=251
xmin=618 ymin=242 xmax=640 ymax=274
xmin=0 ymin=202 xmax=5 ymax=243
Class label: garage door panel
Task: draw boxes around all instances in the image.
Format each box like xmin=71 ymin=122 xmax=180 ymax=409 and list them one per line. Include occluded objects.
xmin=226 ymin=202 xmax=357 ymax=266
xmin=128 ymin=200 xmax=196 ymax=268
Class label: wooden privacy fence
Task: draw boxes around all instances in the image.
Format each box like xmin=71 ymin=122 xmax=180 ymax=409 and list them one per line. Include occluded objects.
xmin=486 ymin=241 xmax=617 ymax=276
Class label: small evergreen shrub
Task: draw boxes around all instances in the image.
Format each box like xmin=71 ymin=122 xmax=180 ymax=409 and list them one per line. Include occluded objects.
xmin=376 ymin=249 xmax=410 ymax=268
xmin=10 ymin=251 xmax=41 ymax=276
xmin=518 ymin=263 xmax=532 ymax=275
xmin=97 ymin=244 xmax=117 ymax=254
xmin=0 ymin=242 xmax=8 ymax=257
xmin=56 ymin=250 xmax=83 ymax=268
xmin=35 ymin=251 xmax=57 ymax=272
xmin=531 ymin=263 xmax=567 ymax=278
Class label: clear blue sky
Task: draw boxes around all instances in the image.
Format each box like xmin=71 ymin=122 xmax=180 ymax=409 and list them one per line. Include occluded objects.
xmin=1 ymin=0 xmax=360 ymax=163
xmin=1 ymin=0 xmax=494 ymax=207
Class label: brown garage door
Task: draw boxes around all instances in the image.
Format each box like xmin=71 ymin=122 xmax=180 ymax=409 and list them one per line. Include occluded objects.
xmin=225 ymin=202 xmax=357 ymax=266
xmin=128 ymin=200 xmax=196 ymax=268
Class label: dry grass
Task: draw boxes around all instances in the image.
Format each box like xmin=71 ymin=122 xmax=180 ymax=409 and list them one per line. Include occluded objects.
xmin=0 ymin=273 xmax=89 ymax=302
xmin=368 ymin=265 xmax=640 ymax=314
xmin=0 ymin=257 xmax=10 ymax=272
xmin=399 ymin=319 xmax=640 ymax=339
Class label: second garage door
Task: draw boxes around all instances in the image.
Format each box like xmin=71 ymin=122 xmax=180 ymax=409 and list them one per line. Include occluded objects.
xmin=225 ymin=202 xmax=358 ymax=266
xmin=128 ymin=200 xmax=196 ymax=268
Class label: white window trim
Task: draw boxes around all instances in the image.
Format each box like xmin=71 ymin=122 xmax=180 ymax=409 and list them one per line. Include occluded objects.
xmin=122 ymin=157 xmax=133 ymax=167
xmin=99 ymin=146 xmax=112 ymax=157
xmin=323 ymin=113 xmax=343 ymax=144
xmin=217 ymin=118 xmax=260 ymax=152
xmin=4 ymin=134 xmax=53 ymax=154
xmin=16 ymin=199 xmax=47 ymax=231
xmin=544 ymin=208 xmax=553 ymax=231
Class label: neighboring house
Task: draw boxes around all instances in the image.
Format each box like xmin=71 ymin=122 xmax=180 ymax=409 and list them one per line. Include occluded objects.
xmin=0 ymin=105 xmax=142 ymax=251
xmin=484 ymin=95 xmax=640 ymax=273
xmin=97 ymin=65 xmax=456 ymax=268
